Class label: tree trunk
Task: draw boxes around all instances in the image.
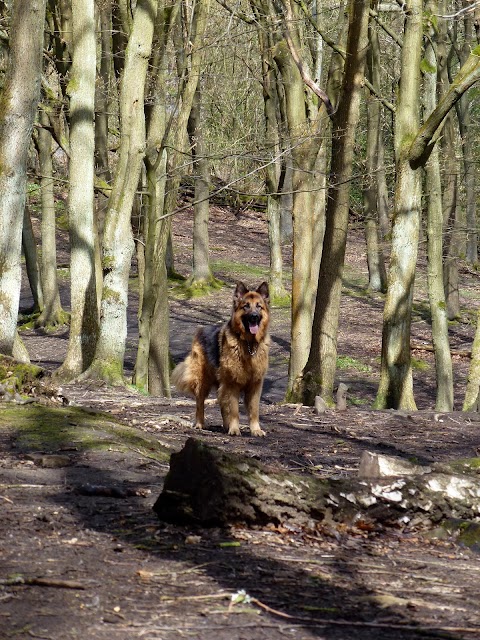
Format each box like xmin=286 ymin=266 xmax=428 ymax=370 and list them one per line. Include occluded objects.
xmin=423 ymin=2 xmax=453 ymax=411
xmin=154 ymin=438 xmax=480 ymax=529
xmin=255 ymin=13 xmax=288 ymax=300
xmin=56 ymin=0 xmax=99 ymax=381
xmin=456 ymin=14 xmax=477 ymax=266
xmin=273 ymin=38 xmax=318 ymax=396
xmin=84 ymin=0 xmax=158 ymax=385
xmin=187 ymin=82 xmax=214 ymax=287
xmin=464 ymin=309 xmax=480 ymax=412
xmin=0 ymin=0 xmax=46 ymax=357
xmin=22 ymin=205 xmax=44 ymax=314
xmin=364 ymin=14 xmax=387 ymax=293
xmin=375 ymin=0 xmax=423 ymax=410
xmin=133 ymin=0 xmax=180 ymax=395
xmin=35 ymin=110 xmax=67 ymax=329
xmin=296 ymin=0 xmax=370 ymax=406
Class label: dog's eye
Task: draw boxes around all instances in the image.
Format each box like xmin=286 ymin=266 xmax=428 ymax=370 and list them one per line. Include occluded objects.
xmin=243 ymin=304 xmax=250 ymax=311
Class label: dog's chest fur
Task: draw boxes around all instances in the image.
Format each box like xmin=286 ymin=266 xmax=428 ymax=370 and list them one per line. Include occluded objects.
xmin=218 ymin=325 xmax=269 ymax=386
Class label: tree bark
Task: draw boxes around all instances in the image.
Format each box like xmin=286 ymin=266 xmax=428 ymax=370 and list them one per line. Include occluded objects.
xmin=375 ymin=0 xmax=423 ymax=410
xmin=187 ymin=82 xmax=214 ymax=287
xmin=364 ymin=13 xmax=387 ymax=293
xmin=84 ymin=0 xmax=158 ymax=385
xmin=133 ymin=0 xmax=181 ymax=396
xmin=0 ymin=0 xmax=46 ymax=357
xmin=296 ymin=0 xmax=370 ymax=406
xmin=22 ymin=205 xmax=44 ymax=314
xmin=35 ymin=109 xmax=67 ymax=329
xmin=464 ymin=309 xmax=480 ymax=412
xmin=56 ymin=0 xmax=99 ymax=381
xmin=423 ymin=0 xmax=453 ymax=412
xmin=154 ymin=438 xmax=480 ymax=529
xmin=255 ymin=10 xmax=288 ymax=299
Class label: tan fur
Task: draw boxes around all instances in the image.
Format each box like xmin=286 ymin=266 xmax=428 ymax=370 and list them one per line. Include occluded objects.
xmin=171 ymin=282 xmax=270 ymax=436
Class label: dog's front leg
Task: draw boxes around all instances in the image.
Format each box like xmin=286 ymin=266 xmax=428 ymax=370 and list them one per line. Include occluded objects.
xmin=245 ymin=384 xmax=266 ymax=436
xmin=194 ymin=394 xmax=206 ymax=430
xmin=218 ymin=384 xmax=241 ymax=436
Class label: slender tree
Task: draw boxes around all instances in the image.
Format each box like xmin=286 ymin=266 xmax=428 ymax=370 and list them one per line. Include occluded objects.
xmin=84 ymin=0 xmax=158 ymax=385
xmin=376 ymin=27 xmax=480 ymax=408
xmin=296 ymin=0 xmax=370 ymax=406
xmin=56 ymin=0 xmax=99 ymax=380
xmin=35 ymin=109 xmax=68 ymax=329
xmin=0 ymin=0 xmax=47 ymax=359
xmin=423 ymin=0 xmax=453 ymax=411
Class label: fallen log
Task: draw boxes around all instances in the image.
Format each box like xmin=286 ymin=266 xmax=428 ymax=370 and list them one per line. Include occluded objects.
xmin=153 ymin=438 xmax=480 ymax=530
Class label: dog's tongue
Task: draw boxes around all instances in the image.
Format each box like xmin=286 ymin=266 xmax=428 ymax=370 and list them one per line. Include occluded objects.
xmin=249 ymin=323 xmax=259 ymax=335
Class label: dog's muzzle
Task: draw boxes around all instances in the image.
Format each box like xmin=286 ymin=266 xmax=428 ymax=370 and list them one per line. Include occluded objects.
xmin=243 ymin=313 xmax=261 ymax=336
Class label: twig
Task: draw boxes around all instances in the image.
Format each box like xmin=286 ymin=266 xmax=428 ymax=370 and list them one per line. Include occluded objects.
xmin=0 ymin=576 xmax=86 ymax=589
xmin=250 ymin=597 xmax=295 ymax=619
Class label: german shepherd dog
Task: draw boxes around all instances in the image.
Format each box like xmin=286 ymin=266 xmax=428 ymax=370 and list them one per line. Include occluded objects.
xmin=172 ymin=282 xmax=270 ymax=436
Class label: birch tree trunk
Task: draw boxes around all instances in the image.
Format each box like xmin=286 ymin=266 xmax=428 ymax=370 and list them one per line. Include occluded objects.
xmin=56 ymin=0 xmax=99 ymax=380
xmin=84 ymin=0 xmax=158 ymax=385
xmin=0 ymin=0 xmax=46 ymax=357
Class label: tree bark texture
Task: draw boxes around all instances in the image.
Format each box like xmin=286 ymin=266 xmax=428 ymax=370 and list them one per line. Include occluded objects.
xmin=153 ymin=438 xmax=480 ymax=530
xmin=21 ymin=206 xmax=43 ymax=313
xmin=464 ymin=309 xmax=480 ymax=412
xmin=57 ymin=0 xmax=99 ymax=380
xmin=0 ymin=0 xmax=46 ymax=356
xmin=86 ymin=0 xmax=158 ymax=385
xmin=187 ymin=83 xmax=213 ymax=285
xmin=298 ymin=0 xmax=370 ymax=406
xmin=375 ymin=0 xmax=423 ymax=410
xmin=35 ymin=110 xmax=66 ymax=329
xmin=423 ymin=3 xmax=453 ymax=412
xmin=133 ymin=0 xmax=180 ymax=395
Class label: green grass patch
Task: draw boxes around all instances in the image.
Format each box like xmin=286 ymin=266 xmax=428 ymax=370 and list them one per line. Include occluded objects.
xmin=337 ymin=355 xmax=372 ymax=373
xmin=211 ymin=259 xmax=269 ymax=282
xmin=411 ymin=357 xmax=430 ymax=371
xmin=0 ymin=404 xmax=171 ymax=464
xmin=271 ymin=292 xmax=291 ymax=308
xmin=349 ymin=396 xmax=370 ymax=406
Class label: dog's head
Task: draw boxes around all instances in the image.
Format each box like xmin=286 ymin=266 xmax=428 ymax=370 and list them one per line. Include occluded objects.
xmin=232 ymin=281 xmax=270 ymax=341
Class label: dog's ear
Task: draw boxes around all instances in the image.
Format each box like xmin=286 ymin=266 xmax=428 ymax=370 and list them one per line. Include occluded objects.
xmin=257 ymin=282 xmax=270 ymax=304
xmin=234 ymin=281 xmax=248 ymax=302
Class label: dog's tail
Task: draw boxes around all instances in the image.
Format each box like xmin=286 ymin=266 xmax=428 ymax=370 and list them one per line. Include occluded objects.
xmin=171 ymin=358 xmax=193 ymax=395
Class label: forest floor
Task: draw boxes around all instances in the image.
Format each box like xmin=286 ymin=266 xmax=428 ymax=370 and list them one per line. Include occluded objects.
xmin=1 ymin=204 xmax=480 ymax=639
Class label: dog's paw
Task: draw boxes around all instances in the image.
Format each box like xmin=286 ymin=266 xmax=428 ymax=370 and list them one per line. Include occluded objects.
xmin=194 ymin=422 xmax=204 ymax=430
xmin=227 ymin=425 xmax=242 ymax=436
xmin=250 ymin=427 xmax=266 ymax=437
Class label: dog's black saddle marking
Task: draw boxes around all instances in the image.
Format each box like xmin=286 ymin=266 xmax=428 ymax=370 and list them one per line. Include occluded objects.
xmin=198 ymin=325 xmax=222 ymax=368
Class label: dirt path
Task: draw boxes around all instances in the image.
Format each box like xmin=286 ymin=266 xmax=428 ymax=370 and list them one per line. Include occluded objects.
xmin=1 ymin=206 xmax=479 ymax=639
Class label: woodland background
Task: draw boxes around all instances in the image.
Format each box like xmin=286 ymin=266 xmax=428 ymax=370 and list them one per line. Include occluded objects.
xmin=0 ymin=0 xmax=479 ymax=412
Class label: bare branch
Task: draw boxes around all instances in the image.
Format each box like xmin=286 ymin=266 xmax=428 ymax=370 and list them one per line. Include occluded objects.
xmin=283 ymin=0 xmax=334 ymax=116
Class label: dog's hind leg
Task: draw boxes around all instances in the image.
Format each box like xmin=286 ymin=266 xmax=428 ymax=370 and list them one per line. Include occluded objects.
xmin=218 ymin=383 xmax=241 ymax=436
xmin=245 ymin=384 xmax=266 ymax=437
xmin=193 ymin=380 xmax=212 ymax=430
